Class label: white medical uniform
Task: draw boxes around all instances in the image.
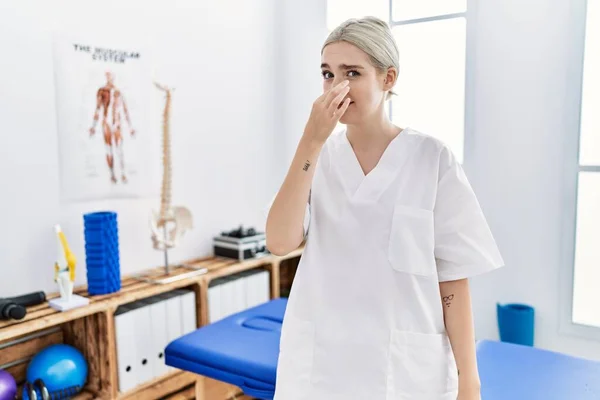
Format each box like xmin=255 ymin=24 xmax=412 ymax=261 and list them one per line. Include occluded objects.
xmin=271 ymin=128 xmax=504 ymax=400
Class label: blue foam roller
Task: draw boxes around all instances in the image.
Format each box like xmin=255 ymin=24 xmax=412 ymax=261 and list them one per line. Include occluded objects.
xmin=83 ymin=211 xmax=121 ymax=295
xmin=84 ymin=211 xmax=117 ymax=222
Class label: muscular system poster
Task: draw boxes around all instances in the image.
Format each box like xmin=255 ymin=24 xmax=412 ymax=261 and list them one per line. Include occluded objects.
xmin=52 ymin=33 xmax=158 ymax=201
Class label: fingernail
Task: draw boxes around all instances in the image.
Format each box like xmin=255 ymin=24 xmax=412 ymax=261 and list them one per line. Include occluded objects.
xmin=342 ymin=80 xmax=349 ymax=86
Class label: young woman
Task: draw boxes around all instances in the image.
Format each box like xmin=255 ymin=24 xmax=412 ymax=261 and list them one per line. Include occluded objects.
xmin=266 ymin=16 xmax=504 ymax=400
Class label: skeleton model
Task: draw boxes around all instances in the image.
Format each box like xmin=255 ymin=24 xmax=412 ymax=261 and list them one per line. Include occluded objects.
xmin=49 ymin=225 xmax=89 ymax=311
xmin=149 ymin=82 xmax=193 ymax=272
xmin=54 ymin=225 xmax=76 ymax=302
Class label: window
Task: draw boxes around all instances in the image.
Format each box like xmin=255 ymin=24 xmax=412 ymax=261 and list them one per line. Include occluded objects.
xmin=327 ymin=0 xmax=469 ymax=162
xmin=572 ymin=0 xmax=600 ymax=329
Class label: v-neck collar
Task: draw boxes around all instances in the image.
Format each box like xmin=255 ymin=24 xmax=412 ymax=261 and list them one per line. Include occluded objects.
xmin=332 ymin=128 xmax=412 ymax=203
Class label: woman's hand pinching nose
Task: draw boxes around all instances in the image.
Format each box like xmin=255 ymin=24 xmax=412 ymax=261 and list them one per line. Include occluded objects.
xmin=303 ymin=80 xmax=352 ymax=145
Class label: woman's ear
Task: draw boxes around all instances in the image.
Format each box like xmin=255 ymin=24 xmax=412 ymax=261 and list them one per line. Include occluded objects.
xmin=383 ymin=67 xmax=397 ymax=91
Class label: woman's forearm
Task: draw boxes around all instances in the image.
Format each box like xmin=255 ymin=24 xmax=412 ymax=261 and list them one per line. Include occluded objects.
xmin=265 ymin=135 xmax=322 ymax=255
xmin=439 ymin=278 xmax=481 ymax=392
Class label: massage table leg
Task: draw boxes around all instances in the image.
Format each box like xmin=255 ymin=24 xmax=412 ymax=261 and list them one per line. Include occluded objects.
xmin=194 ymin=376 xmax=205 ymax=400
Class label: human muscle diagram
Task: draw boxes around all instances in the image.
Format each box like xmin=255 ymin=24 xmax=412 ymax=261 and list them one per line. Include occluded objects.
xmin=89 ymin=71 xmax=136 ymax=184
xmin=53 ymin=34 xmax=158 ymax=201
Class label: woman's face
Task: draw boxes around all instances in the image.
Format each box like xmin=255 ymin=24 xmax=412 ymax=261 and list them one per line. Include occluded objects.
xmin=321 ymin=41 xmax=392 ymax=124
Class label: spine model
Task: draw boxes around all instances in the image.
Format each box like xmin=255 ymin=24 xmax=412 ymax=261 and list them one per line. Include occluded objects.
xmin=150 ymin=82 xmax=193 ymax=253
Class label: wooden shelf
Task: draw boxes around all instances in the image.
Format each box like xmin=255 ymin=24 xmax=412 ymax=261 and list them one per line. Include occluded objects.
xmin=117 ymin=370 xmax=198 ymax=400
xmin=0 ymin=247 xmax=303 ymax=400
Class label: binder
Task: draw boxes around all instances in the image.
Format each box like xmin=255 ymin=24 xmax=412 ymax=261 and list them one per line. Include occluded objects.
xmin=219 ymin=276 xmax=235 ymax=319
xmin=257 ymin=269 xmax=270 ymax=305
xmin=246 ymin=269 xmax=270 ymax=308
xmin=233 ymin=275 xmax=246 ymax=315
xmin=162 ymin=291 xmax=183 ymax=373
xmin=178 ymin=289 xmax=197 ymax=334
xmin=239 ymin=270 xmax=252 ymax=309
xmin=208 ymin=278 xmax=223 ymax=323
xmin=115 ymin=304 xmax=137 ymax=393
xmin=140 ymin=295 xmax=170 ymax=379
xmin=130 ymin=301 xmax=154 ymax=386
xmin=245 ymin=270 xmax=260 ymax=309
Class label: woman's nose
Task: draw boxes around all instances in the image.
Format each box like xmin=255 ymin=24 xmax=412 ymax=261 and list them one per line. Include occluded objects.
xmin=333 ymin=79 xmax=346 ymax=88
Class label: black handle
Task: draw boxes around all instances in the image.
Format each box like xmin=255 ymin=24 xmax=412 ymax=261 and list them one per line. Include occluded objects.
xmin=0 ymin=302 xmax=26 ymax=320
xmin=8 ymin=291 xmax=46 ymax=307
xmin=0 ymin=291 xmax=46 ymax=320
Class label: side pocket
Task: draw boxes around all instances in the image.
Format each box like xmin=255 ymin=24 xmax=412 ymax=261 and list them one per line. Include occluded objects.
xmin=387 ymin=330 xmax=459 ymax=399
xmin=274 ymin=315 xmax=315 ymax=400
xmin=387 ymin=204 xmax=436 ymax=276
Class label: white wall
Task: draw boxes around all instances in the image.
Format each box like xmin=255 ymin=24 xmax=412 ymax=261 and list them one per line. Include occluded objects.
xmin=277 ymin=0 xmax=328 ymax=165
xmin=464 ymin=0 xmax=600 ymax=360
xmin=0 ymin=0 xmax=281 ymax=296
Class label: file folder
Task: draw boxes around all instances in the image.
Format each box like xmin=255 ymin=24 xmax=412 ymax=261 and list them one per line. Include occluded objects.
xmin=257 ymin=269 xmax=270 ymax=305
xmin=130 ymin=301 xmax=154 ymax=386
xmin=140 ymin=295 xmax=170 ymax=379
xmin=219 ymin=276 xmax=236 ymax=319
xmin=115 ymin=304 xmax=137 ymax=393
xmin=161 ymin=291 xmax=183 ymax=373
xmin=208 ymin=278 xmax=223 ymax=323
xmin=233 ymin=275 xmax=246 ymax=315
xmin=247 ymin=269 xmax=270 ymax=308
xmin=178 ymin=289 xmax=197 ymax=334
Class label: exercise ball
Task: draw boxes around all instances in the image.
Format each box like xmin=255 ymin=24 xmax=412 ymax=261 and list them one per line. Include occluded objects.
xmin=26 ymin=344 xmax=88 ymax=393
xmin=0 ymin=370 xmax=17 ymax=400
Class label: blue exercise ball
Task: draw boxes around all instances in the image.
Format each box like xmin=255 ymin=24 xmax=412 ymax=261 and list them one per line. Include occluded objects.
xmin=26 ymin=344 xmax=87 ymax=394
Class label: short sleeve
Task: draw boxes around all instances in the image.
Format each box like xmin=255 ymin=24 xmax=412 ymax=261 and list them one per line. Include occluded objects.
xmin=434 ymin=147 xmax=504 ymax=282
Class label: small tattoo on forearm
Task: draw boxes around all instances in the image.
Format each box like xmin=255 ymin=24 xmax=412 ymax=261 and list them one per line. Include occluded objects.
xmin=443 ymin=294 xmax=454 ymax=308
xmin=303 ymin=160 xmax=311 ymax=171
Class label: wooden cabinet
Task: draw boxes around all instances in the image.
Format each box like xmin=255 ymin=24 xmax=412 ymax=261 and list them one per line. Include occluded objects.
xmin=0 ymin=247 xmax=302 ymax=399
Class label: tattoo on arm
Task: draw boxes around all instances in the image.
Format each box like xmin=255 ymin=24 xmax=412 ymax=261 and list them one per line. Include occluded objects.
xmin=303 ymin=160 xmax=311 ymax=171
xmin=443 ymin=294 xmax=454 ymax=308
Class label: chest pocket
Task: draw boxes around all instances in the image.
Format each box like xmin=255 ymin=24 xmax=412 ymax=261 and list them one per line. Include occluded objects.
xmin=387 ymin=204 xmax=436 ymax=276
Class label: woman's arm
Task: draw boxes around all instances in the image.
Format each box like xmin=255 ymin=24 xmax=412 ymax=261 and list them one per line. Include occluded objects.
xmin=439 ymin=278 xmax=482 ymax=399
xmin=265 ymin=136 xmax=322 ymax=255
xmin=266 ymin=80 xmax=351 ymax=255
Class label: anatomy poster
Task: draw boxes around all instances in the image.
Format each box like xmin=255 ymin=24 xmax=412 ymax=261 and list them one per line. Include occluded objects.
xmin=53 ymin=33 xmax=159 ymax=201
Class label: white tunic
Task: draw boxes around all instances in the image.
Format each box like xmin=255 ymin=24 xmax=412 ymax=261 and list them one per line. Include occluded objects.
xmin=271 ymin=128 xmax=504 ymax=400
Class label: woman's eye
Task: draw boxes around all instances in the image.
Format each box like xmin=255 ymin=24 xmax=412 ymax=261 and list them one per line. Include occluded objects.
xmin=322 ymin=70 xmax=359 ymax=79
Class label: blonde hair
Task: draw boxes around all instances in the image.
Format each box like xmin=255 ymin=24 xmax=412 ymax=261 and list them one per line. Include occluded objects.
xmin=322 ymin=16 xmax=399 ymax=100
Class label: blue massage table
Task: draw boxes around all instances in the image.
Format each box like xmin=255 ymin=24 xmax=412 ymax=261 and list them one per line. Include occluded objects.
xmin=477 ymin=339 xmax=600 ymax=399
xmin=165 ymin=298 xmax=600 ymax=399
xmin=165 ymin=298 xmax=286 ymax=399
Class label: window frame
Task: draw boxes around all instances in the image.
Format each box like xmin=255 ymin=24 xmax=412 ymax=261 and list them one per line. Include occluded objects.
xmin=559 ymin=0 xmax=600 ymax=341
xmin=387 ymin=0 xmax=475 ymax=165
